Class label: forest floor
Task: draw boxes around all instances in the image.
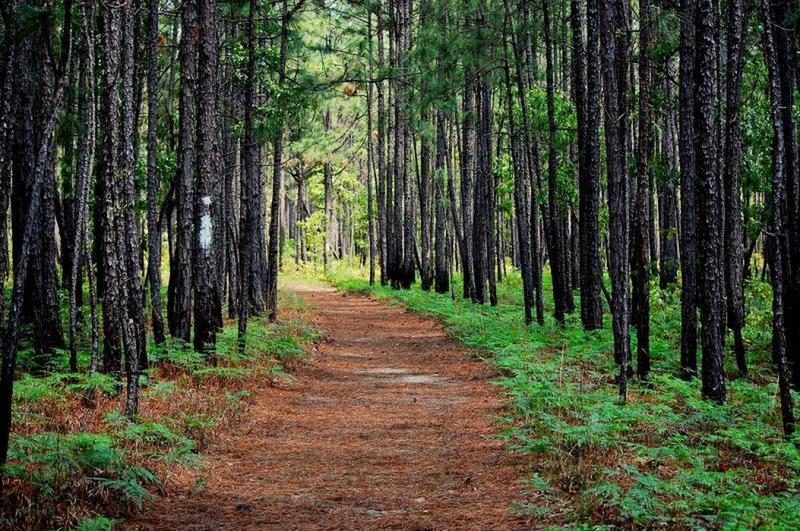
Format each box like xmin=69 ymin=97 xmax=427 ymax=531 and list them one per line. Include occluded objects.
xmin=325 ymin=266 xmax=800 ymax=528
xmin=132 ymin=281 xmax=534 ymax=529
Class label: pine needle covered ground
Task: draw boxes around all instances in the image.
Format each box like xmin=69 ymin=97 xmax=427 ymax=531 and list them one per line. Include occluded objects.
xmin=0 ymin=290 xmax=318 ymax=529
xmin=325 ymin=264 xmax=800 ymax=528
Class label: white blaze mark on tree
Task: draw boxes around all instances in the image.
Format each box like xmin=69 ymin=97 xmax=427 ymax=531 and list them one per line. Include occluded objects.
xmin=199 ymin=196 xmax=213 ymax=251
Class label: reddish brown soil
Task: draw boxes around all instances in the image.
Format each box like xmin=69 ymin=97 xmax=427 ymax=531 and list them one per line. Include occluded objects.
xmin=133 ymin=285 xmax=532 ymax=529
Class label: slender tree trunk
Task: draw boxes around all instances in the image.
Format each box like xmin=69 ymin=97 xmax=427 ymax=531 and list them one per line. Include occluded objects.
xmin=695 ymin=0 xmax=726 ymax=402
xmin=599 ymin=0 xmax=632 ymax=400
xmin=543 ymin=0 xmax=568 ymax=323
xmin=724 ymin=0 xmax=748 ymax=376
xmin=69 ymin=3 xmax=97 ymax=372
xmin=376 ymin=6 xmax=388 ymax=285
xmin=434 ymin=110 xmax=450 ymax=294
xmin=460 ymin=6 xmax=476 ymax=299
xmin=679 ymin=0 xmax=698 ymax=378
xmin=266 ymin=1 xmax=291 ymax=321
xmin=633 ymin=0 xmax=652 ymax=378
xmin=194 ymin=0 xmax=222 ymax=357
xmin=502 ymin=16 xmax=534 ymax=323
xmin=99 ymin=2 xmax=125 ymax=377
xmin=761 ymin=0 xmax=795 ymax=435
xmin=323 ymin=110 xmax=333 ymax=270
xmin=120 ymin=0 xmax=146 ymax=416
xmin=659 ymin=76 xmax=679 ymax=288
xmin=399 ymin=0 xmax=415 ymax=289
xmin=147 ymin=0 xmax=166 ymax=345
xmin=367 ymin=10 xmax=376 ymax=286
xmin=580 ymin=0 xmax=603 ymax=330
xmin=170 ymin=0 xmax=197 ymax=342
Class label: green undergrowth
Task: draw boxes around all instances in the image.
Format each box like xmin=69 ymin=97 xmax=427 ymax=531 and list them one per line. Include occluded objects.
xmin=2 ymin=289 xmax=318 ymax=529
xmin=324 ymin=262 xmax=800 ymax=529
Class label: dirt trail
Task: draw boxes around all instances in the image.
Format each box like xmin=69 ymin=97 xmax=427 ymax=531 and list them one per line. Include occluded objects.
xmin=134 ymin=284 xmax=531 ymax=529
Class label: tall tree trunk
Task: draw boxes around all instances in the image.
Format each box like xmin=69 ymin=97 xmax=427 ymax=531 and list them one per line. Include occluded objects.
xmin=723 ymin=0 xmax=748 ymax=376
xmin=323 ymin=110 xmax=333 ymax=270
xmin=194 ymin=0 xmax=222 ymax=357
xmin=761 ymin=0 xmax=795 ymax=436
xmin=579 ymin=0 xmax=603 ymax=330
xmin=170 ymin=0 xmax=197 ymax=342
xmin=376 ymin=6 xmax=388 ymax=285
xmin=679 ymin=0 xmax=698 ymax=378
xmin=434 ymin=110 xmax=450 ymax=294
xmin=120 ymin=0 xmax=146 ymax=415
xmin=460 ymin=3 xmax=476 ymax=299
xmin=238 ymin=0 xmax=259 ymax=337
xmin=266 ymin=0 xmax=291 ymax=321
xmin=501 ymin=13 xmax=534 ymax=323
xmin=599 ymin=0 xmax=632 ymax=400
xmin=147 ymin=0 xmax=166 ymax=345
xmin=543 ymin=0 xmax=569 ymax=323
xmin=770 ymin=0 xmax=800 ymax=388
xmin=69 ymin=1 xmax=97 ymax=372
xmin=695 ymin=0 xmax=726 ymax=402
xmin=9 ymin=0 xmax=65 ymax=362
xmin=399 ymin=0 xmax=415 ymax=289
xmin=367 ymin=10 xmax=376 ymax=287
xmin=99 ymin=2 xmax=125 ymax=377
xmin=0 ymin=0 xmax=72 ymax=467
xmin=633 ymin=0 xmax=652 ymax=378
xmin=659 ymin=75 xmax=679 ymax=288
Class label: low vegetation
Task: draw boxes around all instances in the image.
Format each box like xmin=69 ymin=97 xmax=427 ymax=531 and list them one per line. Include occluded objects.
xmin=328 ymin=264 xmax=800 ymax=528
xmin=0 ymin=291 xmax=317 ymax=529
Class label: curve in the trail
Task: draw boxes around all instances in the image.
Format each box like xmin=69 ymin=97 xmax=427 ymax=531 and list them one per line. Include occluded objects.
xmin=133 ymin=284 xmax=531 ymax=529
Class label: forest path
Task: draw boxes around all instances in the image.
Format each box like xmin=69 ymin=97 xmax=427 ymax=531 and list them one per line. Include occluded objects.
xmin=134 ymin=283 xmax=531 ymax=529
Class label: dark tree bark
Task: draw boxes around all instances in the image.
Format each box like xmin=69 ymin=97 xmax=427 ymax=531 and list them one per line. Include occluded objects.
xmin=472 ymin=82 xmax=492 ymax=304
xmin=193 ymin=0 xmax=222 ymax=357
xmin=323 ymin=110 xmax=334 ymax=269
xmin=367 ymin=10 xmax=376 ymax=287
xmin=266 ymin=0 xmax=291 ymax=321
xmin=99 ymin=2 xmax=125 ymax=377
xmin=633 ymin=0 xmax=653 ymax=378
xmin=419 ymin=122 xmax=434 ymax=291
xmin=659 ymin=76 xmax=679 ymax=288
xmin=222 ymin=42 xmax=240 ymax=321
xmin=543 ymin=0 xmax=569 ymax=323
xmin=460 ymin=3 xmax=476 ymax=299
xmin=376 ymin=5 xmax=388 ymax=285
xmin=580 ymin=0 xmax=603 ymax=330
xmin=694 ymin=0 xmax=726 ymax=402
xmin=170 ymin=0 xmax=197 ymax=342
xmin=769 ymin=0 xmax=800 ymax=388
xmin=501 ymin=12 xmax=534 ymax=323
xmin=0 ymin=13 xmax=12 ymax=324
xmin=120 ymin=0 xmax=146 ymax=416
xmin=434 ymin=110 xmax=450 ymax=294
xmin=147 ymin=0 xmax=166 ymax=345
xmin=599 ymin=0 xmax=632 ymax=400
xmin=0 ymin=0 xmax=72 ymax=467
xmin=399 ymin=0 xmax=415 ymax=289
xmin=69 ymin=5 xmax=98 ymax=372
xmin=679 ymin=0 xmax=698 ymax=378
xmin=723 ymin=0 xmax=748 ymax=376
xmin=761 ymin=0 xmax=795 ymax=436
xmin=9 ymin=0 xmax=65 ymax=361
xmin=238 ymin=0 xmax=258 ymax=338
